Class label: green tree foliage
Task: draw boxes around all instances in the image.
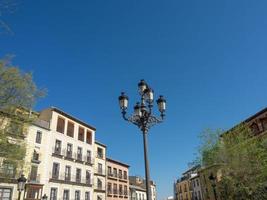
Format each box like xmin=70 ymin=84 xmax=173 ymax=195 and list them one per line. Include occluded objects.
xmin=196 ymin=125 xmax=267 ymax=199
xmin=0 ymin=57 xmax=44 ymax=169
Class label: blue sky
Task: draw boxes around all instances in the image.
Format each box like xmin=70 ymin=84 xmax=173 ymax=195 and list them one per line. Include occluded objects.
xmin=1 ymin=0 xmax=267 ymax=199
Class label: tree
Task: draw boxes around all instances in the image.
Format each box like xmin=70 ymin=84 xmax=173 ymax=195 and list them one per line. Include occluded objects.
xmin=196 ymin=125 xmax=267 ymax=199
xmin=0 ymin=56 xmax=44 ymax=172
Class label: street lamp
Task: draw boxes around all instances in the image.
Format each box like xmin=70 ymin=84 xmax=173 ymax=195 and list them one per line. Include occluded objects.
xmin=118 ymin=79 xmax=166 ymax=200
xmin=209 ymin=173 xmax=218 ymax=200
xmin=17 ymin=174 xmax=27 ymax=200
xmin=42 ymin=194 xmax=48 ymax=200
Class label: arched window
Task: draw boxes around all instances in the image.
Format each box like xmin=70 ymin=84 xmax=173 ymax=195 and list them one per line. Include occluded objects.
xmin=261 ymin=117 xmax=267 ymax=131
xmin=250 ymin=122 xmax=260 ymax=135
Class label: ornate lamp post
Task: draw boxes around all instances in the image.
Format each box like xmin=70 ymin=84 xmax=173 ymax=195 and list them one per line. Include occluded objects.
xmin=17 ymin=174 xmax=27 ymax=200
xmin=118 ymin=79 xmax=166 ymax=200
xmin=209 ymin=173 xmax=218 ymax=200
xmin=42 ymin=194 xmax=48 ymax=200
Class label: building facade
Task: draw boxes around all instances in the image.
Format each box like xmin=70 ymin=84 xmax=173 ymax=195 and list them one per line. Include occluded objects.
xmin=94 ymin=141 xmax=107 ymax=200
xmin=129 ymin=185 xmax=146 ymax=200
xmin=150 ymin=181 xmax=157 ymax=200
xmin=190 ymin=174 xmax=203 ymax=200
xmin=106 ymin=158 xmax=130 ymax=200
xmin=129 ymin=176 xmax=157 ymax=200
xmin=175 ymin=178 xmax=191 ymax=200
xmin=0 ymin=107 xmax=96 ymax=200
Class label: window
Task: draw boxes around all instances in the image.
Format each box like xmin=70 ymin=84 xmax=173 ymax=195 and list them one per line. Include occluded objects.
xmin=75 ymin=191 xmax=80 ymax=200
xmin=76 ymin=168 xmax=81 ymax=183
xmin=113 ymin=184 xmax=117 ymax=194
xmin=52 ymin=163 xmax=60 ymax=179
xmin=119 ymin=169 xmax=122 ymax=179
xmin=0 ymin=188 xmax=12 ymax=200
xmin=97 ymin=147 xmax=103 ymax=158
xmin=261 ymin=118 xmax=267 ymax=131
xmin=1 ymin=161 xmax=16 ymax=178
xmin=66 ymin=143 xmax=73 ymax=158
xmin=196 ymin=179 xmax=199 ymax=186
xmin=29 ymin=165 xmax=38 ymax=182
xmin=108 ymin=167 xmax=112 ymax=176
xmin=198 ymin=191 xmax=201 ymax=200
xmin=63 ymin=190 xmax=69 ymax=200
xmin=86 ymin=130 xmax=92 ymax=144
xmin=108 ymin=183 xmax=112 ymax=194
xmin=26 ymin=186 xmax=40 ymax=199
xmin=32 ymin=150 xmax=39 ymax=161
xmin=8 ymin=120 xmax=23 ymax=135
xmin=65 ymin=166 xmax=71 ymax=181
xmin=124 ymin=185 xmax=128 ymax=195
xmin=86 ymin=171 xmax=91 ymax=184
xmin=119 ymin=185 xmax=123 ymax=195
xmin=78 ymin=127 xmax=84 ymax=141
xmin=98 ymin=163 xmax=103 ymax=174
xmin=66 ymin=121 xmax=74 ymax=137
xmin=123 ymin=171 xmax=127 ymax=179
xmin=77 ymin=147 xmax=82 ymax=161
xmin=50 ymin=188 xmax=57 ymax=200
xmin=35 ymin=131 xmax=42 ymax=144
xmin=86 ymin=150 xmax=91 ymax=163
xmin=250 ymin=122 xmax=260 ymax=135
xmin=54 ymin=140 xmax=61 ymax=155
xmin=113 ymin=168 xmax=117 ymax=177
xmin=56 ymin=117 xmax=65 ymax=133
xmin=97 ymin=178 xmax=102 ymax=189
xmin=184 ymin=184 xmax=187 ymax=192
xmin=85 ymin=192 xmax=90 ymax=200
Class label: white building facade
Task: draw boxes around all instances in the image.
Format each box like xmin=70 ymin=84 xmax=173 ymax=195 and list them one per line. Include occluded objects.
xmin=93 ymin=141 xmax=106 ymax=200
xmin=1 ymin=107 xmax=97 ymax=200
xmin=130 ymin=185 xmax=146 ymax=200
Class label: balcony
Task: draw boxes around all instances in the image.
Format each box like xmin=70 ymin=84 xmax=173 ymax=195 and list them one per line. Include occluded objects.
xmin=113 ymin=190 xmax=118 ymax=196
xmin=52 ymin=147 xmax=63 ymax=158
xmin=28 ymin=174 xmax=41 ymax=183
xmin=85 ymin=156 xmax=94 ymax=166
xmin=95 ymin=184 xmax=106 ymax=193
xmin=107 ymin=190 xmax=112 ymax=196
xmin=64 ymin=149 xmax=74 ymax=161
xmin=76 ymin=153 xmax=83 ymax=163
xmin=49 ymin=173 xmax=93 ymax=187
xmin=95 ymin=151 xmax=104 ymax=159
xmin=31 ymin=152 xmax=41 ymax=164
xmin=95 ymin=168 xmax=105 ymax=177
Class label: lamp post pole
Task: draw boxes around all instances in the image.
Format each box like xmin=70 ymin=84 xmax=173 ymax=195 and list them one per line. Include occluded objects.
xmin=118 ymin=80 xmax=166 ymax=200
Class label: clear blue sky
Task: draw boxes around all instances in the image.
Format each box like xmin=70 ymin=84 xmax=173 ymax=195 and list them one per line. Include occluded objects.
xmin=1 ymin=0 xmax=267 ymax=199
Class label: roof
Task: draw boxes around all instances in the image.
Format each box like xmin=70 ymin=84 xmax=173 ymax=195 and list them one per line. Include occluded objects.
xmin=95 ymin=141 xmax=107 ymax=148
xmin=182 ymin=165 xmax=201 ymax=175
xmin=106 ymin=158 xmax=130 ymax=168
xmin=221 ymin=107 xmax=267 ymax=137
xmin=129 ymin=184 xmax=146 ymax=192
xmin=245 ymin=107 xmax=267 ymax=123
xmin=50 ymin=107 xmax=96 ymax=131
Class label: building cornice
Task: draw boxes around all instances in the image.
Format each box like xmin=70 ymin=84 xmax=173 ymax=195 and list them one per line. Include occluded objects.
xmin=106 ymin=158 xmax=130 ymax=168
xmin=50 ymin=107 xmax=96 ymax=131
